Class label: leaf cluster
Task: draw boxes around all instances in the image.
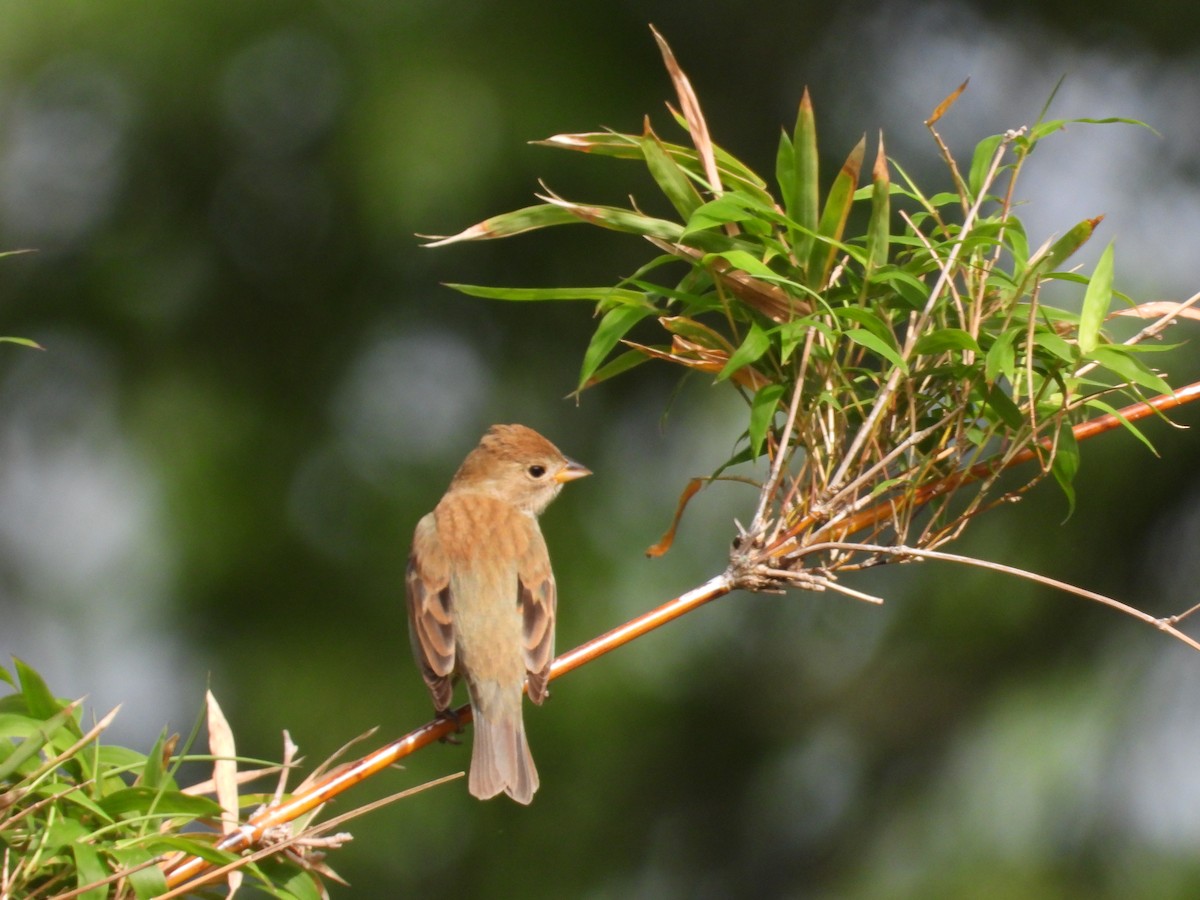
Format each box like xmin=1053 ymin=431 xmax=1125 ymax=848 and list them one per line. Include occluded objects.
xmin=0 ymin=660 xmax=332 ymax=899
xmin=425 ymin=34 xmax=1179 ymax=583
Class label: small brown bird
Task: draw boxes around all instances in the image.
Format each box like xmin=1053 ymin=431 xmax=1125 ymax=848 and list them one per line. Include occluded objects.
xmin=406 ymin=424 xmax=590 ymax=804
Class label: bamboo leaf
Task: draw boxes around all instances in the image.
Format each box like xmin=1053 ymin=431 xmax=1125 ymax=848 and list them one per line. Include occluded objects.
xmin=645 ymin=478 xmax=707 ymax=558
xmin=703 ymin=249 xmax=776 ymax=280
xmin=926 ymin=77 xmax=969 ymax=125
xmin=0 ymin=703 xmax=82 ymax=782
xmin=775 ymin=128 xmax=794 ymax=219
xmin=111 ymin=846 xmax=170 ymax=899
xmin=913 ymin=328 xmax=981 ymax=356
xmin=1051 ymin=421 xmax=1079 ymax=517
xmin=788 ymin=88 xmax=819 ymax=262
xmin=651 ymin=26 xmax=721 ymax=193
xmin=865 ymin=133 xmax=890 ymax=274
xmin=985 ymin=383 xmax=1024 ymax=429
xmin=419 ymin=204 xmax=581 ymax=246
xmin=641 ymin=118 xmax=704 ymax=218
xmin=535 ymin=195 xmax=686 ymax=240
xmin=717 ymin=322 xmax=771 ymax=382
xmin=1082 ymin=398 xmax=1159 ymax=455
xmin=968 ymin=133 xmax=1005 ymax=199
xmin=1086 ymin=345 xmax=1172 ymax=394
xmin=683 ymin=195 xmax=761 ymax=234
xmin=808 ymin=135 xmax=865 ymax=287
xmin=1029 ymin=216 xmax=1104 ymax=277
xmin=1077 ymin=241 xmax=1114 ymax=354
xmin=0 ymin=336 xmax=43 ymax=350
xmin=15 ymin=657 xmax=66 ymax=720
xmin=579 ymin=305 xmax=656 ymax=390
xmin=445 ymin=284 xmax=652 ymax=307
xmin=985 ymin=328 xmax=1018 ymax=385
xmin=845 ymin=328 xmax=908 ymax=373
xmin=749 ymin=383 xmax=786 ymax=458
xmin=70 ymin=842 xmax=109 ymax=900
xmin=577 ymin=348 xmax=649 ymax=391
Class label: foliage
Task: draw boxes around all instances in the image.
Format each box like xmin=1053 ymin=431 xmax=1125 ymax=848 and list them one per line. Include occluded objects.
xmin=425 ymin=32 xmax=1181 ymax=587
xmin=0 ymin=659 xmax=338 ymax=899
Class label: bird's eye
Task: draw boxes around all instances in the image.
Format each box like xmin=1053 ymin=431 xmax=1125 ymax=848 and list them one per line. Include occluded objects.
xmin=528 ymin=464 xmax=546 ymax=479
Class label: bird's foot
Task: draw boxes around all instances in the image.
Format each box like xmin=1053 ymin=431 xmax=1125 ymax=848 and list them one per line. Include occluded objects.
xmin=436 ymin=708 xmax=464 ymax=744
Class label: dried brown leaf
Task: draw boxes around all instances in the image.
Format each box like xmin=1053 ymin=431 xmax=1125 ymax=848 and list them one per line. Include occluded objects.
xmin=1112 ymin=301 xmax=1200 ymax=322
xmin=926 ymin=77 xmax=970 ymax=126
xmin=645 ymin=478 xmax=707 ymax=557
xmin=650 ymin=25 xmax=722 ymax=196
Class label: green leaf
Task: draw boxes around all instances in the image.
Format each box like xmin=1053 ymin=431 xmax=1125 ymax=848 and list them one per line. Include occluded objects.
xmin=749 ymin=383 xmax=786 ymax=458
xmin=444 ymin=284 xmax=651 ymax=307
xmin=683 ymin=196 xmax=750 ymax=234
xmin=913 ymin=328 xmax=981 ymax=356
xmin=1051 ymin=421 xmax=1079 ymax=517
xmin=15 ymin=657 xmax=64 ymax=720
xmin=832 ymin=306 xmax=894 ymax=344
xmin=71 ymin=841 xmax=109 ymax=900
xmin=968 ymin=134 xmax=1005 ymax=199
xmin=577 ymin=348 xmax=649 ymax=390
xmin=1086 ymin=345 xmax=1172 ymax=394
xmin=0 ymin=703 xmax=81 ymax=782
xmin=1083 ymin=398 xmax=1159 ymax=455
xmin=789 ymin=89 xmax=819 ymax=262
xmin=100 ymin=786 xmax=223 ymax=818
xmin=808 ymin=136 xmax=865 ymax=287
xmin=1030 ymin=216 xmax=1103 ymax=278
xmin=641 ymin=127 xmax=704 ymax=219
xmin=0 ymin=336 xmax=43 ymax=350
xmin=984 ymin=383 xmax=1024 ymax=429
xmin=1005 ymin=218 xmax=1029 ymax=271
xmin=419 ymin=203 xmax=582 ymax=246
xmin=98 ymin=744 xmax=149 ymax=775
xmin=42 ymin=781 xmax=113 ymax=821
xmin=141 ymin=834 xmax=241 ymax=865
xmin=1032 ymin=331 xmax=1076 ymax=363
xmin=779 ymin=317 xmax=826 ymax=362
xmin=865 ymin=135 xmax=890 ymax=274
xmin=869 ymin=268 xmax=929 ymax=308
xmin=578 ymin=305 xmax=656 ymax=390
xmin=702 ymin=249 xmax=776 ymax=279
xmin=258 ymin=858 xmax=326 ymax=900
xmin=1029 ymin=116 xmax=1157 ymax=144
xmin=718 ymin=322 xmax=772 ymax=381
xmin=845 ymin=329 xmax=907 ymax=374
xmin=985 ymin=328 xmax=1018 ymax=385
xmin=1077 ymin=241 xmax=1113 ymax=353
xmin=143 ymin=729 xmax=169 ymax=791
xmin=540 ymin=200 xmax=685 ymax=241
xmin=775 ymin=129 xmax=795 ymax=219
xmin=111 ymin=847 xmax=170 ymax=900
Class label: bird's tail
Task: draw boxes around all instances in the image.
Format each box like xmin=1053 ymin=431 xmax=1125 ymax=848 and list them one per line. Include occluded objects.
xmin=468 ymin=683 xmax=539 ymax=805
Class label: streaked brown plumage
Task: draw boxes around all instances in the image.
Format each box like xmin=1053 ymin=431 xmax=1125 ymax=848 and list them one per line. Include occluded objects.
xmin=405 ymin=424 xmax=589 ymax=804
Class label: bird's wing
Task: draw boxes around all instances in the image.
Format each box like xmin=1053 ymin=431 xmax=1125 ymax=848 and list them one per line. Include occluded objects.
xmin=518 ymin=524 xmax=556 ymax=705
xmin=406 ymin=513 xmax=456 ymax=711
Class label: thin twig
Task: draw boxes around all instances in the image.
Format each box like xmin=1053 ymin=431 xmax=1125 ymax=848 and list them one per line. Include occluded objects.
xmin=799 ymin=541 xmax=1200 ymax=653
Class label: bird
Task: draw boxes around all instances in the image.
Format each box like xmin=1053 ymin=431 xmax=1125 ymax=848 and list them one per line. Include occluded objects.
xmin=405 ymin=423 xmax=590 ymax=804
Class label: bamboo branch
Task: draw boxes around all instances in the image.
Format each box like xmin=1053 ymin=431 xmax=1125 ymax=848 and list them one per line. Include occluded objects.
xmin=161 ymin=377 xmax=1200 ymax=890
xmin=161 ymin=573 xmax=735 ymax=890
xmin=773 ymin=378 xmax=1200 ymax=555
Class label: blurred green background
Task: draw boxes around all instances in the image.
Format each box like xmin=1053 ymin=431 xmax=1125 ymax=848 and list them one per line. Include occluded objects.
xmin=1 ymin=1 xmax=1199 ymax=896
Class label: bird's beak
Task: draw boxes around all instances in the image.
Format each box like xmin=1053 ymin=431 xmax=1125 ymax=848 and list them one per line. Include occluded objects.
xmin=555 ymin=458 xmax=592 ymax=484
